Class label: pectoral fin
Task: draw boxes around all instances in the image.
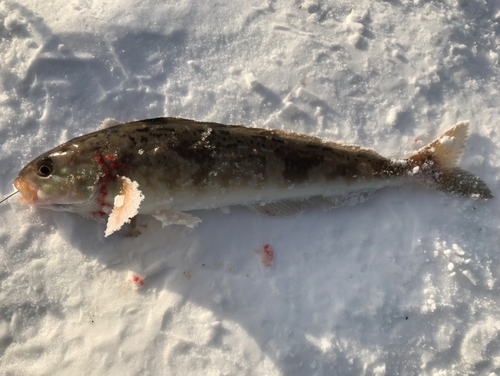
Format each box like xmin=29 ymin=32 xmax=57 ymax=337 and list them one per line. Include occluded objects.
xmin=153 ymin=210 xmax=201 ymax=228
xmin=105 ymin=176 xmax=145 ymax=237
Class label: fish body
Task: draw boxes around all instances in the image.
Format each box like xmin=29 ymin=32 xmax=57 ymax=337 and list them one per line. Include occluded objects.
xmin=14 ymin=117 xmax=493 ymax=236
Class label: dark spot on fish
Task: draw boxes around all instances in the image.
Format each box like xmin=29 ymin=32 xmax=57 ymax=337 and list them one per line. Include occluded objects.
xmin=135 ymin=128 xmax=151 ymax=133
xmin=174 ymin=141 xmax=216 ymax=187
xmin=277 ymin=151 xmax=323 ymax=183
xmin=372 ymin=160 xmax=405 ymax=178
xmin=271 ymin=146 xmax=282 ymax=154
xmin=128 ymin=135 xmax=136 ymax=144
xmin=219 ymin=129 xmax=230 ymax=136
xmin=336 ymin=163 xmax=357 ymax=178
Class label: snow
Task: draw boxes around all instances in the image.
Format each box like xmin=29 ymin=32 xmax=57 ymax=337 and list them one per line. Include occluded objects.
xmin=1 ymin=0 xmax=500 ymax=374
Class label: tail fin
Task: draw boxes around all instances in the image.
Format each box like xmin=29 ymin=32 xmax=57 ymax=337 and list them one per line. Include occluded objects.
xmin=408 ymin=122 xmax=493 ymax=199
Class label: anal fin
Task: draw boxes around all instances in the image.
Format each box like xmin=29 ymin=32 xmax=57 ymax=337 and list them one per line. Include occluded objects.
xmin=249 ymin=191 xmax=375 ymax=217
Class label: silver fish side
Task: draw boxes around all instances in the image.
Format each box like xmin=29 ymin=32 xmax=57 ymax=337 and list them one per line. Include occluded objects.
xmin=13 ymin=117 xmax=493 ymax=235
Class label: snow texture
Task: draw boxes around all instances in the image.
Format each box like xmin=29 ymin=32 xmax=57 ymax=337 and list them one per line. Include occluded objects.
xmin=1 ymin=0 xmax=500 ymax=375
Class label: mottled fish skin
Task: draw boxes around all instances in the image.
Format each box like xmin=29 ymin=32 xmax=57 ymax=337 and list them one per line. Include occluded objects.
xmin=14 ymin=117 xmax=493 ymax=227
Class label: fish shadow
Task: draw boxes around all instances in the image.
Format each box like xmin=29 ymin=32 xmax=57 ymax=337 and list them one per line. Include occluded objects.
xmin=53 ymin=181 xmax=498 ymax=374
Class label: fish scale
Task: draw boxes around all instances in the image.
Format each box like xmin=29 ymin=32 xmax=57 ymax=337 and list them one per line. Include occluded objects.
xmin=12 ymin=117 xmax=493 ymax=236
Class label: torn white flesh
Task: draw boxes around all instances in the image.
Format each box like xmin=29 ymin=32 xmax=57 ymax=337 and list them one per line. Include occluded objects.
xmin=105 ymin=176 xmax=144 ymax=237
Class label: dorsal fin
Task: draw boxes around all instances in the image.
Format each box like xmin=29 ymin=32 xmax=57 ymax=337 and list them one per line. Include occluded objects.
xmin=100 ymin=118 xmax=121 ymax=129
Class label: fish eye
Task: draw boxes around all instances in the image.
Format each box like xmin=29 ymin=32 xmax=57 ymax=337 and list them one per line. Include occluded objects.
xmin=36 ymin=158 xmax=53 ymax=177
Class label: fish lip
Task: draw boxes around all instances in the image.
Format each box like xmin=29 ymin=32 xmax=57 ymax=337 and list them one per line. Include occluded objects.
xmin=14 ymin=178 xmax=38 ymax=205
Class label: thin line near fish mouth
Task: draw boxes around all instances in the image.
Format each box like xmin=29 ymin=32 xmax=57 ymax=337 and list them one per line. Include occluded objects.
xmin=14 ymin=178 xmax=38 ymax=205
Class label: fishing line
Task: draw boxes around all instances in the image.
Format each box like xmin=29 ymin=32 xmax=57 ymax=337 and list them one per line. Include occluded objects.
xmin=0 ymin=191 xmax=19 ymax=204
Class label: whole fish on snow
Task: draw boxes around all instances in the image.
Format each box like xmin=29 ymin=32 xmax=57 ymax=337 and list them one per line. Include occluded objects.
xmin=13 ymin=117 xmax=493 ymax=236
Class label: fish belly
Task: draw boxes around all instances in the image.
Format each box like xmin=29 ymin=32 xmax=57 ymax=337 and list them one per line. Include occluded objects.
xmin=136 ymin=175 xmax=406 ymax=214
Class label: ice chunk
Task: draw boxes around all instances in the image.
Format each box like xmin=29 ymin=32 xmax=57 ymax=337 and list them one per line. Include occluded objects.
xmin=462 ymin=270 xmax=478 ymax=286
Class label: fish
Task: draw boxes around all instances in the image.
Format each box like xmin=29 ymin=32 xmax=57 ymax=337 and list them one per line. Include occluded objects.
xmin=12 ymin=117 xmax=493 ymax=236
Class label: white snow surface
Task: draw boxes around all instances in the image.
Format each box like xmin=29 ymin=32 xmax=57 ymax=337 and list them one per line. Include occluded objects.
xmin=1 ymin=0 xmax=500 ymax=375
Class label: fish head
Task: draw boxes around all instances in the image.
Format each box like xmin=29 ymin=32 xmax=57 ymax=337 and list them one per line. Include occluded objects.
xmin=14 ymin=146 xmax=102 ymax=210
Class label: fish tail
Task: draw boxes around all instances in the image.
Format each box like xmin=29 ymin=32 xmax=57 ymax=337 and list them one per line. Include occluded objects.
xmin=407 ymin=121 xmax=493 ymax=199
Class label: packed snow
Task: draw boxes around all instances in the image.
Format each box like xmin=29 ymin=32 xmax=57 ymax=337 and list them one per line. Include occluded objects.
xmin=1 ymin=0 xmax=500 ymax=375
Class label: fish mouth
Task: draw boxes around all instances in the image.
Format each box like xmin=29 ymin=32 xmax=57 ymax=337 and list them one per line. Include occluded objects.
xmin=14 ymin=178 xmax=38 ymax=205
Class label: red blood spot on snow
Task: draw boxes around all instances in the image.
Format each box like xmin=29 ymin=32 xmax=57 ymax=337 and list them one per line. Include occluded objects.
xmin=129 ymin=275 xmax=144 ymax=286
xmin=256 ymin=244 xmax=274 ymax=267
xmin=414 ymin=138 xmax=419 ymax=143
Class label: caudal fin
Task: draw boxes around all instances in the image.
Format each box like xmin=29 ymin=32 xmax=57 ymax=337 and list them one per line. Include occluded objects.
xmin=408 ymin=122 xmax=493 ymax=199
